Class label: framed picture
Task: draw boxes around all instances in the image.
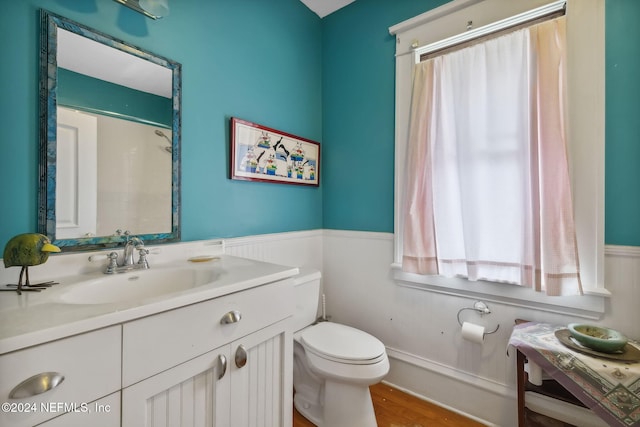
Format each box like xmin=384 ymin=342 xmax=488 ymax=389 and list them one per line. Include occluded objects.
xmin=230 ymin=117 xmax=320 ymax=187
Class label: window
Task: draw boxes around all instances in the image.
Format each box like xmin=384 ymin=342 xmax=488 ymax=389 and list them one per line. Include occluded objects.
xmin=389 ymin=0 xmax=606 ymax=315
xmin=404 ymin=14 xmax=583 ymax=296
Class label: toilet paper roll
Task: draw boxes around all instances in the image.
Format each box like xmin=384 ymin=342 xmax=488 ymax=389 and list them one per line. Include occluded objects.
xmin=526 ymin=361 xmax=543 ymax=386
xmin=461 ymin=321 xmax=485 ymax=344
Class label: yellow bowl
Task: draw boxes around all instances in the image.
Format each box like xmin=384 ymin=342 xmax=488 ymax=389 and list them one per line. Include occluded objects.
xmin=567 ymin=323 xmax=627 ymax=353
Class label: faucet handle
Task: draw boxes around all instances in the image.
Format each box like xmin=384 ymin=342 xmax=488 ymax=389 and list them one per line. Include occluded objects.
xmin=88 ymin=252 xmax=119 ymax=274
xmin=137 ymin=248 xmax=150 ymax=269
xmin=88 ymin=252 xmax=119 ymax=264
xmin=115 ymin=229 xmax=131 ymax=239
xmin=105 ymin=252 xmax=119 ymax=274
xmin=88 ymin=253 xmax=108 ymax=262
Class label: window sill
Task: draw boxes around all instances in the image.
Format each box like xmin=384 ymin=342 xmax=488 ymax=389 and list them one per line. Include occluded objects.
xmin=391 ymin=263 xmax=608 ymax=320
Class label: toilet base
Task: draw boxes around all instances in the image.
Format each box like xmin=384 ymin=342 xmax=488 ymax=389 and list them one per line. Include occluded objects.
xmin=295 ymin=380 xmax=378 ymax=427
xmin=294 ymin=392 xmax=323 ymax=426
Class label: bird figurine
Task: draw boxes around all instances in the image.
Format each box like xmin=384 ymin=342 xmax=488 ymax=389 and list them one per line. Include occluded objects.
xmin=3 ymin=233 xmax=61 ymax=294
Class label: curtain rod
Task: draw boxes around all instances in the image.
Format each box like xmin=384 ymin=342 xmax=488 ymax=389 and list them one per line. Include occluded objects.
xmin=413 ymin=0 xmax=566 ymax=60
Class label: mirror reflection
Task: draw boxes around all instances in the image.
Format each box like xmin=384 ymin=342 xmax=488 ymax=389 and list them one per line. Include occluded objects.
xmin=39 ymin=11 xmax=181 ymax=250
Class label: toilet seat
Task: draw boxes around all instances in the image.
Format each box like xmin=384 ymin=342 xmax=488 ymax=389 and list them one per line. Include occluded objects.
xmin=301 ymin=322 xmax=386 ymax=365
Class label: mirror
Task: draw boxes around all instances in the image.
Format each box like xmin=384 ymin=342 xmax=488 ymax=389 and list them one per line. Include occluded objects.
xmin=38 ymin=10 xmax=181 ymax=251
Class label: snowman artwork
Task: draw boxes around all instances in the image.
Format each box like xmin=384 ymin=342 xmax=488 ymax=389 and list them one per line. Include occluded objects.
xmin=265 ymin=153 xmax=277 ymax=175
xmin=240 ymin=145 xmax=258 ymax=173
xmin=257 ymin=131 xmax=271 ymax=149
xmin=291 ymin=142 xmax=306 ymax=179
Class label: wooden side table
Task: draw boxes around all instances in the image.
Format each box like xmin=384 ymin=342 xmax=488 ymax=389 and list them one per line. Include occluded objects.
xmin=511 ymin=321 xmax=640 ymax=427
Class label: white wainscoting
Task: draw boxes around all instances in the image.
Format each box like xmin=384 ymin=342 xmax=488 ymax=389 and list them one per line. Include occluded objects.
xmin=321 ymin=230 xmax=640 ymax=426
xmin=224 ymin=229 xmax=323 ymax=273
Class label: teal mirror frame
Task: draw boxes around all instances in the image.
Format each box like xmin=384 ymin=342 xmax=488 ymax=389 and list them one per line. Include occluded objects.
xmin=38 ymin=10 xmax=181 ymax=251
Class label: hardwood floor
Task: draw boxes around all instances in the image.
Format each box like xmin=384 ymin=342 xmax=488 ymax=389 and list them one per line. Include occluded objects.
xmin=293 ymin=383 xmax=485 ymax=427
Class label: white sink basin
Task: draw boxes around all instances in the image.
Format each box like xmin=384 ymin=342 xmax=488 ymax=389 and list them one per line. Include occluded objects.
xmin=58 ymin=267 xmax=217 ymax=305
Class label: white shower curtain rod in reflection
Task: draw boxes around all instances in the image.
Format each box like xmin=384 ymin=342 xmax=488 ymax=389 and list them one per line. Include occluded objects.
xmin=413 ymin=0 xmax=566 ymax=60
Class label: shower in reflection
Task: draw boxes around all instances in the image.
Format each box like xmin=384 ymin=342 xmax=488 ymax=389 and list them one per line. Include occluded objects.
xmin=155 ymin=129 xmax=172 ymax=153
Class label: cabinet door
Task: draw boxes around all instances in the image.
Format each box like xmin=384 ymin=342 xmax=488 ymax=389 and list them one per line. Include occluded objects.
xmin=230 ymin=320 xmax=293 ymax=427
xmin=122 ymin=346 xmax=231 ymax=427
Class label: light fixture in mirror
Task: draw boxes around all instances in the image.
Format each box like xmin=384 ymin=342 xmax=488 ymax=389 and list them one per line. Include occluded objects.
xmin=113 ymin=0 xmax=169 ymax=19
xmin=139 ymin=0 xmax=170 ymax=17
xmin=39 ymin=10 xmax=181 ymax=251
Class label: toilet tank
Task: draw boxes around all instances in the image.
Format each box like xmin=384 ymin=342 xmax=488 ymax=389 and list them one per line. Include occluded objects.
xmin=292 ymin=268 xmax=322 ymax=332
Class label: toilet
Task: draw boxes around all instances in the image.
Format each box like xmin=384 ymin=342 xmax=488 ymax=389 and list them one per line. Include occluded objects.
xmin=292 ymin=268 xmax=389 ymax=427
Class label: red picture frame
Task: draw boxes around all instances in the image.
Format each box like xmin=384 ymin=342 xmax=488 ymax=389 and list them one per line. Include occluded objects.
xmin=230 ymin=117 xmax=320 ymax=187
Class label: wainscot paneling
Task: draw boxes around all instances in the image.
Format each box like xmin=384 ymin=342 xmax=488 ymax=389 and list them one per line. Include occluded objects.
xmin=321 ymin=230 xmax=640 ymax=426
xmin=224 ymin=230 xmax=323 ymax=273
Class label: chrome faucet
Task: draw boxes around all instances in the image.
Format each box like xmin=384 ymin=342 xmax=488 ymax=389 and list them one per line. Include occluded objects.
xmin=100 ymin=236 xmax=150 ymax=274
xmin=123 ymin=236 xmax=145 ymax=266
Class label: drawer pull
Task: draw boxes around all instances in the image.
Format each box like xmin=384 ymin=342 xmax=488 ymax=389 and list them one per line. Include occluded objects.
xmin=217 ymin=354 xmax=227 ymax=380
xmin=235 ymin=345 xmax=247 ymax=368
xmin=220 ymin=310 xmax=242 ymax=324
xmin=9 ymin=372 xmax=65 ymax=399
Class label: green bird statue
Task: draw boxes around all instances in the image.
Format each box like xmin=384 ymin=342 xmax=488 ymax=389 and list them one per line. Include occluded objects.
xmin=3 ymin=233 xmax=61 ymax=294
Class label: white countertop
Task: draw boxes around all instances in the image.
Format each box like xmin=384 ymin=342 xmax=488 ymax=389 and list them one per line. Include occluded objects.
xmin=0 ymin=247 xmax=298 ymax=355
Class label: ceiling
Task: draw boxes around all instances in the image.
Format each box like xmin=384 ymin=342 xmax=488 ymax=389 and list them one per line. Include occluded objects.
xmin=299 ymin=0 xmax=356 ymax=18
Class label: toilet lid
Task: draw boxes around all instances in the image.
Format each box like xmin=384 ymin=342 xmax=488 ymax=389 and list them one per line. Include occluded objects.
xmin=301 ymin=322 xmax=386 ymax=362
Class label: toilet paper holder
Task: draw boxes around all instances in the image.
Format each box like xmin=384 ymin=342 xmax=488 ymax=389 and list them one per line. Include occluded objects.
xmin=457 ymin=301 xmax=500 ymax=335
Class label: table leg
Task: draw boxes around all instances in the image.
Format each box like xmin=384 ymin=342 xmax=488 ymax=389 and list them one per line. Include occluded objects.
xmin=517 ymin=350 xmax=526 ymax=427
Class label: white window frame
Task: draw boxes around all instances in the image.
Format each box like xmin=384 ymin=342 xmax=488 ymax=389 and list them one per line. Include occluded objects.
xmin=389 ymin=0 xmax=607 ymax=317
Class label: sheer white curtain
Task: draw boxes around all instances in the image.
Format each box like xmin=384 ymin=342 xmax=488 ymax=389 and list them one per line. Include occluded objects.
xmin=402 ymin=17 xmax=582 ymax=296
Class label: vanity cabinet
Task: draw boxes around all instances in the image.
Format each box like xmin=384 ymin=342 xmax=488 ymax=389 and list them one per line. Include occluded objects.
xmin=121 ymin=279 xmax=294 ymax=427
xmin=0 ymin=261 xmax=296 ymax=427
xmin=122 ymin=320 xmax=291 ymax=426
xmin=0 ymin=326 xmax=121 ymax=427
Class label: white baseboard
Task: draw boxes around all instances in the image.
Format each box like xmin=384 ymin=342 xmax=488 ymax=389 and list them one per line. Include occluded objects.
xmin=386 ymin=347 xmax=512 ymax=397
xmin=384 ymin=347 xmax=514 ymax=426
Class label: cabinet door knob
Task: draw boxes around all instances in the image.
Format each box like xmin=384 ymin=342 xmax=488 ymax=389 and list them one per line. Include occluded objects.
xmin=235 ymin=344 xmax=247 ymax=368
xmin=220 ymin=310 xmax=242 ymax=324
xmin=9 ymin=372 xmax=65 ymax=399
xmin=217 ymin=354 xmax=227 ymax=380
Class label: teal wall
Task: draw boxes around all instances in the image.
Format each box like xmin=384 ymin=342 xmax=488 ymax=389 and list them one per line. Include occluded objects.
xmin=604 ymin=0 xmax=640 ymax=246
xmin=1 ymin=0 xmax=639 ymax=250
xmin=321 ymin=0 xmax=447 ymax=232
xmin=0 ymin=0 xmax=322 ymax=249
xmin=321 ymin=0 xmax=640 ymax=247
